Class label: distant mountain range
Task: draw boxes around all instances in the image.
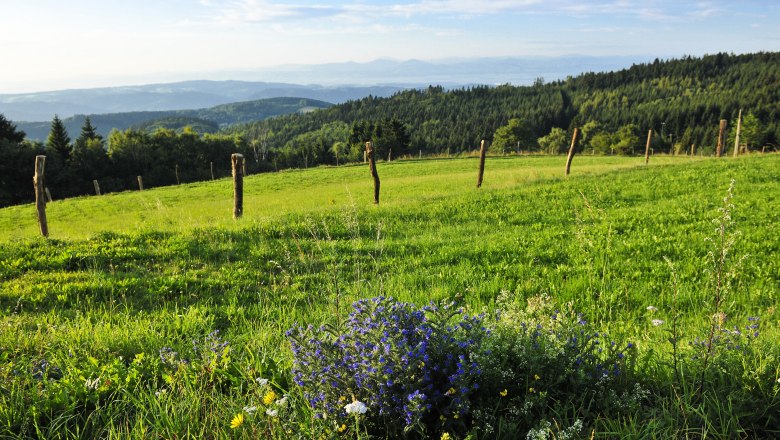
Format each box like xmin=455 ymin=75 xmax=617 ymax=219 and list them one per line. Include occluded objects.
xmin=15 ymin=97 xmax=333 ymax=141
xmin=0 ymin=55 xmax=649 ymax=123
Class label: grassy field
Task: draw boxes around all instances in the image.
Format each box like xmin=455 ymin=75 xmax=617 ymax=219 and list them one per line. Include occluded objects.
xmin=1 ymin=154 xmax=778 ymax=438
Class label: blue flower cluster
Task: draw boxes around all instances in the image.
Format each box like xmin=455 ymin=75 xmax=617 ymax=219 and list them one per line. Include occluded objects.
xmin=287 ymin=296 xmax=487 ymax=437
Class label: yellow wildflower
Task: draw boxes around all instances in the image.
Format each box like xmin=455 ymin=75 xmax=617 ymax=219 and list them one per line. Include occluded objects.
xmin=499 ymin=389 xmax=508 ymax=397
xmin=445 ymin=387 xmax=456 ymax=396
xmin=534 ymin=374 xmax=541 ymax=381
xmin=529 ymin=387 xmax=535 ymax=393
xmin=230 ymin=413 xmax=244 ymax=429
xmin=338 ymin=424 xmax=347 ymax=433
xmin=263 ymin=390 xmax=277 ymax=405
xmin=441 ymin=433 xmax=452 ymax=440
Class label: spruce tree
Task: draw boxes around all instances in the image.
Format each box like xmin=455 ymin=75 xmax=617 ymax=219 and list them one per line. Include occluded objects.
xmin=74 ymin=116 xmax=103 ymax=150
xmin=46 ymin=115 xmax=72 ymax=161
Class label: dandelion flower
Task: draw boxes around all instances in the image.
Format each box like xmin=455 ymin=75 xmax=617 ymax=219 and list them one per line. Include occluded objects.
xmin=263 ymin=390 xmax=277 ymax=405
xmin=230 ymin=413 xmax=244 ymax=429
xmin=652 ymin=319 xmax=665 ymax=326
xmin=266 ymin=408 xmax=278 ymax=417
xmin=344 ymin=400 xmax=368 ymax=415
xmin=499 ymin=389 xmax=508 ymax=397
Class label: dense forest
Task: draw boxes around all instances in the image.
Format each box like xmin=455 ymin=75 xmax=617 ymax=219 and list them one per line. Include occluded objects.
xmin=1 ymin=52 xmax=778 ymax=207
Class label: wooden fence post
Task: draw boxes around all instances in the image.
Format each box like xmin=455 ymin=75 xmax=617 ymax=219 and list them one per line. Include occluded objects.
xmin=565 ymin=128 xmax=579 ymax=175
xmin=93 ymin=180 xmax=101 ymax=195
xmin=34 ymin=155 xmax=48 ymax=237
xmin=232 ymin=153 xmax=244 ymax=218
xmin=210 ymin=161 xmax=215 ymax=180
xmin=137 ymin=176 xmax=144 ymax=190
xmin=733 ymin=109 xmax=742 ymax=158
xmin=716 ymin=119 xmax=727 ymax=157
xmin=45 ymin=188 xmax=53 ymax=203
xmin=644 ymin=129 xmax=652 ymax=165
xmin=690 ymin=144 xmax=695 ymax=158
xmin=366 ymin=142 xmax=380 ymax=204
xmin=419 ymin=150 xmax=422 ymax=159
xmin=175 ymin=164 xmax=180 ymax=185
xmin=477 ymin=139 xmax=487 ymax=188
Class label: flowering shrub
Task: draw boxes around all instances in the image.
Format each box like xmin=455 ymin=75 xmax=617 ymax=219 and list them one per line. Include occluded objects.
xmin=470 ymin=293 xmax=637 ymax=437
xmin=287 ymin=296 xmax=487 ymax=438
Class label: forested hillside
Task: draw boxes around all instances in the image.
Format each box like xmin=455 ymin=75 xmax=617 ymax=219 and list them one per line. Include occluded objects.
xmin=1 ymin=52 xmax=778 ymax=207
xmin=225 ymin=52 xmax=779 ymax=165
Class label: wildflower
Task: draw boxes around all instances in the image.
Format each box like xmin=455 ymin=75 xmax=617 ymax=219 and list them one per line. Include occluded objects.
xmin=529 ymin=387 xmax=535 ymax=393
xmin=338 ymin=424 xmax=347 ymax=432
xmin=652 ymin=319 xmax=665 ymax=326
xmin=441 ymin=433 xmax=452 ymax=440
xmin=499 ymin=389 xmax=508 ymax=397
xmin=243 ymin=405 xmax=257 ymax=414
xmin=263 ymin=390 xmax=277 ymax=405
xmin=647 ymin=306 xmax=658 ymax=312
xmin=230 ymin=413 xmax=244 ymax=429
xmin=155 ymin=389 xmax=168 ymax=397
xmin=445 ymin=387 xmax=456 ymax=396
xmin=276 ymin=395 xmax=289 ymax=407
xmin=534 ymin=374 xmax=541 ymax=381
xmin=344 ymin=400 xmax=368 ymax=415
xmin=266 ymin=408 xmax=278 ymax=417
xmin=256 ymin=377 xmax=269 ymax=386
xmin=85 ymin=377 xmax=101 ymax=391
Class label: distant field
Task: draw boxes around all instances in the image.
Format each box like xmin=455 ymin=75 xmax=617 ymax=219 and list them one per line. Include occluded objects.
xmin=1 ymin=154 xmax=688 ymax=242
xmin=1 ymin=154 xmax=778 ymax=438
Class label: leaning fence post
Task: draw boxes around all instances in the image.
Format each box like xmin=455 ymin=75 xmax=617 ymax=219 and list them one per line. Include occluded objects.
xmin=565 ymin=128 xmax=579 ymax=175
xmin=210 ymin=161 xmax=215 ymax=180
xmin=33 ymin=155 xmax=49 ymax=237
xmin=232 ymin=153 xmax=244 ymax=218
xmin=93 ymin=180 xmax=101 ymax=195
xmin=366 ymin=142 xmax=380 ymax=204
xmin=477 ymin=139 xmax=487 ymax=188
xmin=137 ymin=176 xmax=144 ymax=191
xmin=644 ymin=129 xmax=652 ymax=165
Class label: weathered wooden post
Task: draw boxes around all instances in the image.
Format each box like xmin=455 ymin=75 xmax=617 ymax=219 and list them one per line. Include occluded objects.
xmin=33 ymin=155 xmax=48 ymax=237
xmin=232 ymin=153 xmax=244 ymax=218
xmin=690 ymin=144 xmax=695 ymax=158
xmin=419 ymin=150 xmax=422 ymax=159
xmin=366 ymin=142 xmax=380 ymax=204
xmin=565 ymin=128 xmax=579 ymax=175
xmin=363 ymin=150 xmax=367 ymax=163
xmin=93 ymin=180 xmax=101 ymax=196
xmin=477 ymin=139 xmax=487 ymax=188
xmin=733 ymin=109 xmax=742 ymax=158
xmin=137 ymin=176 xmax=144 ymax=191
xmin=210 ymin=161 xmax=215 ymax=180
xmin=716 ymin=119 xmax=727 ymax=157
xmin=175 ymin=164 xmax=180 ymax=185
xmin=644 ymin=129 xmax=652 ymax=165
xmin=388 ymin=149 xmax=392 ymax=162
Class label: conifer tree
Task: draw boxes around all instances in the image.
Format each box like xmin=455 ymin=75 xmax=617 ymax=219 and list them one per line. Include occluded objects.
xmin=46 ymin=115 xmax=72 ymax=161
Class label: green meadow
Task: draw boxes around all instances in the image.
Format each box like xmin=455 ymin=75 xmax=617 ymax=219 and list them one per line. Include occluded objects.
xmin=1 ymin=154 xmax=778 ymax=438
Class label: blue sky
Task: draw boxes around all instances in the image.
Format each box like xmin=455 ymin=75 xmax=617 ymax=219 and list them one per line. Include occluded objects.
xmin=1 ymin=0 xmax=778 ymax=93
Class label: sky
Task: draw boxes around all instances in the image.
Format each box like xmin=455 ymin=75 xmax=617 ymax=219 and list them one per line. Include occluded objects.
xmin=1 ymin=0 xmax=779 ymax=93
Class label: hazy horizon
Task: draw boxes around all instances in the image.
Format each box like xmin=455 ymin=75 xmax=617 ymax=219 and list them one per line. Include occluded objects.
xmin=2 ymin=0 xmax=779 ymax=94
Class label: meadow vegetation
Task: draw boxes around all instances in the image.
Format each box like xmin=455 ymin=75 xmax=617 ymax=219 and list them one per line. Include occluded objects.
xmin=0 ymin=154 xmax=778 ymax=438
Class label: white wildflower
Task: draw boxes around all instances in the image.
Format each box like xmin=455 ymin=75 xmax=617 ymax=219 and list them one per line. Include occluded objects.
xmin=256 ymin=377 xmax=269 ymax=386
xmin=243 ymin=405 xmax=257 ymax=414
xmin=344 ymin=400 xmax=368 ymax=415
xmin=646 ymin=306 xmax=658 ymax=312
xmin=266 ymin=408 xmax=278 ymax=417
xmin=85 ymin=377 xmax=101 ymax=391
xmin=652 ymin=319 xmax=664 ymax=326
xmin=155 ymin=388 xmax=168 ymax=397
xmin=275 ymin=395 xmax=288 ymax=407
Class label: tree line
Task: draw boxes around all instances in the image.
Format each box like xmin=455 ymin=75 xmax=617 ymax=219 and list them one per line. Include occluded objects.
xmin=2 ymin=51 xmax=778 ymax=207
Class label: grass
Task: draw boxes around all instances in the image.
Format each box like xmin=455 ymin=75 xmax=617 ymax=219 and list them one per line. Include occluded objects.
xmin=1 ymin=153 xmax=778 ymax=438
